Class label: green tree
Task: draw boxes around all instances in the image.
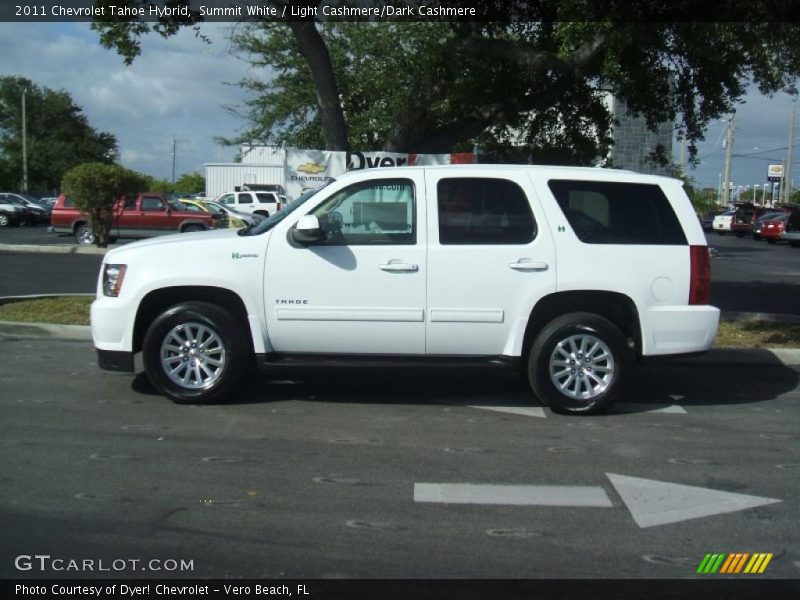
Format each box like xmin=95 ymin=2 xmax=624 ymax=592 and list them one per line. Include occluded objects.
xmin=175 ymin=172 xmax=205 ymax=194
xmin=61 ymin=163 xmax=146 ymax=247
xmin=92 ymin=2 xmax=800 ymax=162
xmin=0 ymin=77 xmax=118 ymax=192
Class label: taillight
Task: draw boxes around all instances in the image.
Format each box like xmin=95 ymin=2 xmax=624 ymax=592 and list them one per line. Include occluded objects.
xmin=689 ymin=245 xmax=711 ymax=305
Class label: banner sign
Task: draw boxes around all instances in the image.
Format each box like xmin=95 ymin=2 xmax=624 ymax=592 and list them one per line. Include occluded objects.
xmin=284 ymin=147 xmax=475 ymax=199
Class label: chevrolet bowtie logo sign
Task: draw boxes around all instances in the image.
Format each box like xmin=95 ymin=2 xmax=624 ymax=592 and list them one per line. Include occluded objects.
xmin=697 ymin=552 xmax=773 ymax=574
xmin=296 ymin=163 xmax=326 ymax=174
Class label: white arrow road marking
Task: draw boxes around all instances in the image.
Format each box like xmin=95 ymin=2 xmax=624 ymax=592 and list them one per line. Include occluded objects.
xmin=414 ymin=483 xmax=612 ymax=507
xmin=469 ymin=405 xmax=547 ymax=418
xmin=469 ymin=404 xmax=686 ymax=418
xmin=613 ymin=404 xmax=687 ymax=414
xmin=606 ymin=473 xmax=782 ymax=528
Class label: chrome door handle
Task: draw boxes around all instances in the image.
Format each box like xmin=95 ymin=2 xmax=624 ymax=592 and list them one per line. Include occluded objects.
xmin=380 ymin=262 xmax=419 ymax=272
xmin=509 ymin=260 xmax=549 ymax=271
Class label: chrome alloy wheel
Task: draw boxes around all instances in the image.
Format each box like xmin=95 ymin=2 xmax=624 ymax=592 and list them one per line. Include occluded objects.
xmin=548 ymin=334 xmax=615 ymax=400
xmin=160 ymin=322 xmax=226 ymax=390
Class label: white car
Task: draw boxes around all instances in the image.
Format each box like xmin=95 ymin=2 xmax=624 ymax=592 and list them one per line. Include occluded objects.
xmin=214 ymin=191 xmax=284 ymax=218
xmin=92 ymin=165 xmax=719 ymax=414
xmin=712 ymin=209 xmax=735 ymax=234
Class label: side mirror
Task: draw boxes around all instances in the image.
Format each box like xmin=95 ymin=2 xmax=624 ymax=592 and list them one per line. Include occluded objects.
xmin=290 ymin=215 xmax=325 ymax=245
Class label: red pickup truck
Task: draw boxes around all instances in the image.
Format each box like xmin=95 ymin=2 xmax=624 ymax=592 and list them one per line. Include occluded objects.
xmin=50 ymin=192 xmax=225 ymax=245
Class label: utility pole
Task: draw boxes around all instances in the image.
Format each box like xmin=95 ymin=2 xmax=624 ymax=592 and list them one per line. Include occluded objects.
xmin=21 ymin=88 xmax=28 ymax=193
xmin=721 ymin=116 xmax=735 ymax=206
xmin=782 ymin=95 xmax=796 ymax=203
xmin=171 ymin=136 xmax=177 ymax=184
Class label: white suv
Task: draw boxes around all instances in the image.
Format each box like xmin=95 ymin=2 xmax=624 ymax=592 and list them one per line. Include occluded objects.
xmin=92 ymin=165 xmax=719 ymax=414
xmin=214 ymin=191 xmax=285 ymax=218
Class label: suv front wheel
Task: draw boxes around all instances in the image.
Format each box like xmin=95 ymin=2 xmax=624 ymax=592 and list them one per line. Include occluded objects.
xmin=528 ymin=312 xmax=629 ymax=415
xmin=142 ymin=302 xmax=249 ymax=404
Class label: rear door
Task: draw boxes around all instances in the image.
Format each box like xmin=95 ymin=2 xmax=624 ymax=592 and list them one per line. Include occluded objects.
xmin=425 ymin=169 xmax=557 ymax=356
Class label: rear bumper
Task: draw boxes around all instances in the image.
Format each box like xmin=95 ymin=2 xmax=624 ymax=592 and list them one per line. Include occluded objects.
xmin=641 ymin=305 xmax=720 ymax=356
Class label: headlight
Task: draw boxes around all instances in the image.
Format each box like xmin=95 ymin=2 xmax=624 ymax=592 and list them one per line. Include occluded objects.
xmin=102 ymin=264 xmax=127 ymax=297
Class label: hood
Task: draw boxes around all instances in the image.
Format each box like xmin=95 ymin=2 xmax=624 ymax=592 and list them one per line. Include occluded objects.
xmin=104 ymin=228 xmax=270 ymax=262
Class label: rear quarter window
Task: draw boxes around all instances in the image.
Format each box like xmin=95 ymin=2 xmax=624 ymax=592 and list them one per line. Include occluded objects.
xmin=548 ymin=180 xmax=687 ymax=245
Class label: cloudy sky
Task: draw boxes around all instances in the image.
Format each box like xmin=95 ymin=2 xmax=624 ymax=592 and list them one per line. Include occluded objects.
xmin=0 ymin=20 xmax=797 ymax=197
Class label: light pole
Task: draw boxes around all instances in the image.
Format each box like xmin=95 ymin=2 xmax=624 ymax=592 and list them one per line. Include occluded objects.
xmin=782 ymin=94 xmax=797 ymax=202
xmin=721 ymin=116 xmax=735 ymax=206
xmin=21 ymin=88 xmax=28 ymax=193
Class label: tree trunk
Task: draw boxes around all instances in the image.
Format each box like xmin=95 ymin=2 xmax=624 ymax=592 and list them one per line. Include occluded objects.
xmin=288 ymin=21 xmax=349 ymax=151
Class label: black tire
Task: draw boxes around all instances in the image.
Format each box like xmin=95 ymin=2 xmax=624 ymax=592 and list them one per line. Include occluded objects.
xmin=527 ymin=312 xmax=629 ymax=415
xmin=75 ymin=224 xmax=94 ymax=245
xmin=142 ymin=302 xmax=250 ymax=404
xmin=182 ymin=224 xmax=205 ymax=233
xmin=0 ymin=213 xmax=10 ymax=227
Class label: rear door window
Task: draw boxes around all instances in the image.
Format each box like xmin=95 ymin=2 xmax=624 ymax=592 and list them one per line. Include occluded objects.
xmin=548 ymin=180 xmax=687 ymax=245
xmin=437 ymin=178 xmax=536 ymax=245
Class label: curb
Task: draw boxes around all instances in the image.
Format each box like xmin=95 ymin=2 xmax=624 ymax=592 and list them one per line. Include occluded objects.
xmin=0 ymin=243 xmax=108 ymax=255
xmin=0 ymin=320 xmax=91 ymax=341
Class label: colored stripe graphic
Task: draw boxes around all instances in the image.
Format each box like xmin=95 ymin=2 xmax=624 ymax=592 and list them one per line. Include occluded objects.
xmin=697 ymin=553 xmax=727 ymax=573
xmin=699 ymin=553 xmax=773 ymax=574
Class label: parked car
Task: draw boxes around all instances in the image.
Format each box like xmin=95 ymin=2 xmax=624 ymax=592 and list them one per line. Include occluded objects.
xmin=0 ymin=196 xmax=27 ymax=227
xmin=752 ymin=211 xmax=787 ymax=240
xmin=781 ymin=210 xmax=800 ymax=247
xmin=203 ymin=200 xmax=264 ymax=228
xmin=712 ymin=209 xmax=735 ymax=234
xmin=92 ymin=165 xmax=719 ymax=415
xmin=178 ymin=198 xmax=247 ymax=229
xmin=760 ymin=214 xmax=789 ymax=244
xmin=700 ymin=210 xmax=724 ymax=232
xmin=50 ymin=193 xmax=225 ymax=245
xmin=214 ymin=191 xmax=285 ymax=218
xmin=0 ymin=192 xmax=50 ymax=224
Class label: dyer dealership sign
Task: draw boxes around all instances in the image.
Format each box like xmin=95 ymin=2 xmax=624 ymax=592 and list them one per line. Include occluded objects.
xmin=284 ymin=147 xmax=474 ymax=198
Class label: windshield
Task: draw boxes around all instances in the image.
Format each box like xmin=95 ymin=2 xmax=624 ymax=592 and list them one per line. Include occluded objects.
xmin=239 ymin=181 xmax=334 ymax=236
xmin=203 ymin=202 xmax=227 ymax=215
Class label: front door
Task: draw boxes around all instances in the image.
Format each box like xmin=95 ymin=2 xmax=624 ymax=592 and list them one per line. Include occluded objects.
xmin=265 ymin=174 xmax=427 ymax=355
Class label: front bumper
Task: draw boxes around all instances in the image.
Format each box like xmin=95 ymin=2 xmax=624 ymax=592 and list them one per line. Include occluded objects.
xmin=97 ymin=349 xmax=135 ymax=372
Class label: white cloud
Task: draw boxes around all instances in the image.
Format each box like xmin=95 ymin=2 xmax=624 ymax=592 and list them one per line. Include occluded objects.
xmin=0 ymin=21 xmax=255 ymax=182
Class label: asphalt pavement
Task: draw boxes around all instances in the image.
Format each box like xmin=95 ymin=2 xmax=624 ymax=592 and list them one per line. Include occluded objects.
xmin=1 ymin=338 xmax=799 ymax=580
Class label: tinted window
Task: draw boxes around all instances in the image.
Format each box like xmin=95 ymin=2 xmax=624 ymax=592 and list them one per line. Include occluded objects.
xmin=256 ymin=193 xmax=276 ymax=204
xmin=548 ymin=180 xmax=687 ymax=245
xmin=309 ymin=179 xmax=415 ymax=245
xmin=140 ymin=197 xmax=165 ymax=211
xmin=237 ymin=193 xmax=253 ymax=204
xmin=437 ymin=178 xmax=535 ymax=245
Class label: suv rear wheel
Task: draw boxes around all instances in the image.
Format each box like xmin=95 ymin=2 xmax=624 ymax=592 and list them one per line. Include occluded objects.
xmin=528 ymin=312 xmax=629 ymax=415
xmin=142 ymin=302 xmax=249 ymax=404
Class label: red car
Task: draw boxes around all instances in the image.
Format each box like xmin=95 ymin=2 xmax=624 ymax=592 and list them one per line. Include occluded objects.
xmin=760 ymin=214 xmax=789 ymax=244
